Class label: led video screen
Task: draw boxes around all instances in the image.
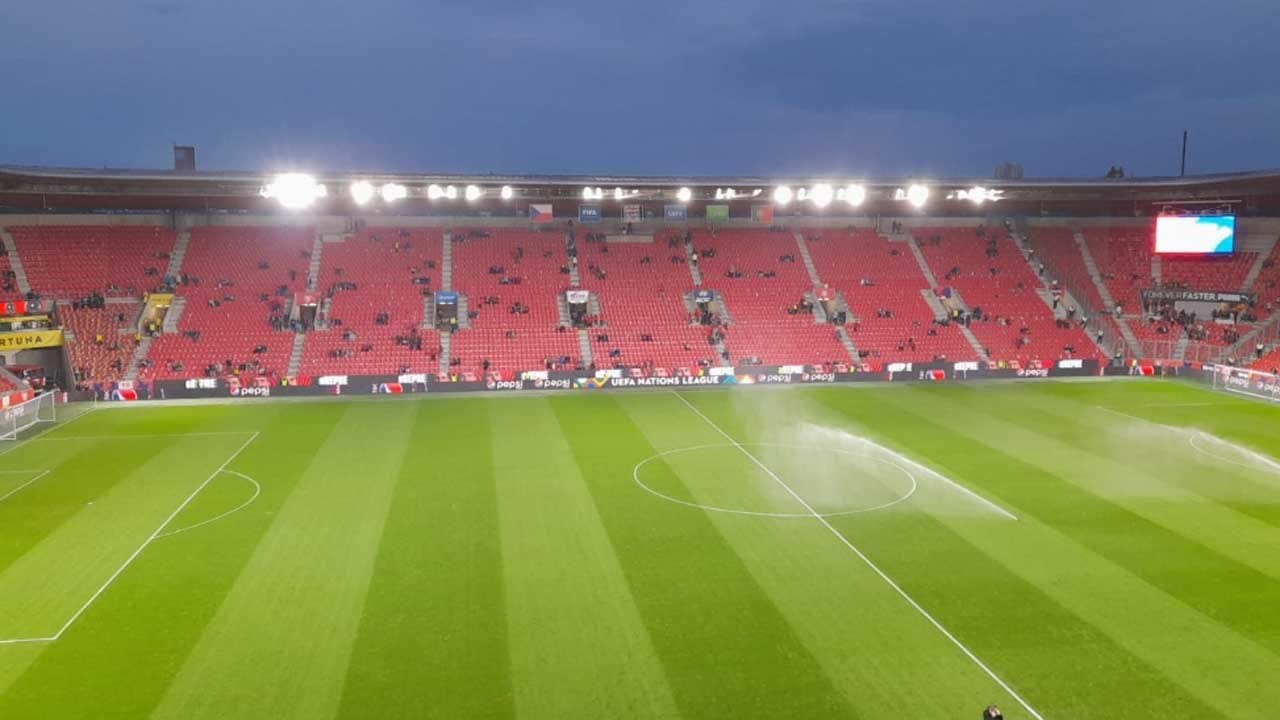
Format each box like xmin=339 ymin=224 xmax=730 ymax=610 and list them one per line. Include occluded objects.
xmin=1155 ymin=215 xmax=1235 ymax=254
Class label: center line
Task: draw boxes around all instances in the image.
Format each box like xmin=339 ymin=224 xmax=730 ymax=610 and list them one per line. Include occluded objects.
xmin=671 ymin=390 xmax=1045 ymax=720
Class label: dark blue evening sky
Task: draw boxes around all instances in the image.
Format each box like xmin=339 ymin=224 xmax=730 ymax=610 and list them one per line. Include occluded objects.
xmin=2 ymin=0 xmax=1277 ymax=178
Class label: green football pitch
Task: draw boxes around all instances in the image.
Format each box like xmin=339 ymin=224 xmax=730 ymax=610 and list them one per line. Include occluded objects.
xmin=1 ymin=379 xmax=1278 ymax=720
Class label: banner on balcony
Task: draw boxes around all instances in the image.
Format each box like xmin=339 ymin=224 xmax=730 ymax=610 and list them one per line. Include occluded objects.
xmin=623 ymin=204 xmax=642 ymax=222
xmin=566 ymin=290 xmax=589 ymax=304
xmin=1 ymin=300 xmax=43 ymax=315
xmin=578 ymin=205 xmax=602 ymax=223
xmin=664 ymin=205 xmax=688 ymax=220
xmin=435 ymin=291 xmax=458 ymax=305
xmin=0 ymin=329 xmax=64 ymax=350
xmin=705 ymin=204 xmax=729 ymax=222
xmin=693 ymin=289 xmax=715 ymax=303
xmin=752 ymin=205 xmax=774 ymax=223
xmin=528 ymin=204 xmax=554 ymax=223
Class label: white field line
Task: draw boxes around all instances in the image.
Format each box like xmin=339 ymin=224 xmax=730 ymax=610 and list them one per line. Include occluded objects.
xmin=671 ymin=391 xmax=1046 ymax=720
xmin=24 ymin=431 xmax=256 ymax=441
xmin=847 ymin=436 xmax=1017 ymax=520
xmin=155 ymin=470 xmax=261 ymax=539
xmin=0 ymin=431 xmax=260 ymax=646
xmin=0 ymin=470 xmax=51 ymax=504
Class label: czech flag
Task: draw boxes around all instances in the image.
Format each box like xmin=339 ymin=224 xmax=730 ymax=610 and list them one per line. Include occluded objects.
xmin=528 ymin=204 xmax=553 ymax=223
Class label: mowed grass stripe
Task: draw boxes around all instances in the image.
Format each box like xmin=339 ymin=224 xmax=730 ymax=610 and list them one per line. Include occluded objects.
xmin=0 ymin=403 xmax=346 ymax=719
xmin=808 ymin=387 xmax=1277 ymax=718
xmin=0 ymin=436 xmax=160 ymax=575
xmin=489 ymin=397 xmax=680 ymax=720
xmin=0 ymin=434 xmax=255 ymax=639
xmin=555 ymin=394 xmax=864 ymax=719
xmin=150 ymin=401 xmax=418 ymax=720
xmin=890 ymin=385 xmax=1280 ymax=653
xmin=336 ymin=400 xmax=514 ymax=720
xmin=654 ymin=391 xmax=1056 ymax=718
xmin=1001 ymin=382 xmax=1280 ymax=527
xmin=968 ymin=385 xmax=1280 ymax=553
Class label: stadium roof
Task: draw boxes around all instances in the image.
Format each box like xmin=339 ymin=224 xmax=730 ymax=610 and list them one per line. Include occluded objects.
xmin=3 ymin=164 xmax=1279 ymax=216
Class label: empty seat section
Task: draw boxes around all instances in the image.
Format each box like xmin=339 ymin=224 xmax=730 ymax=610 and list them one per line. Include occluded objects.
xmin=10 ymin=226 xmax=175 ymax=297
xmin=450 ymin=229 xmax=578 ymax=374
xmin=62 ymin=302 xmax=141 ymax=386
xmin=147 ymin=226 xmax=312 ymax=380
xmin=804 ymin=228 xmax=975 ymax=363
xmin=1083 ymin=226 xmax=1151 ymax=312
xmin=1162 ymin=253 xmax=1257 ymax=292
xmin=694 ymin=228 xmax=847 ymax=365
xmin=578 ymin=237 xmax=714 ymax=369
xmin=1027 ymin=227 xmax=1109 ymax=310
xmin=301 ymin=228 xmax=441 ymax=376
xmin=917 ymin=226 xmax=1092 ymax=365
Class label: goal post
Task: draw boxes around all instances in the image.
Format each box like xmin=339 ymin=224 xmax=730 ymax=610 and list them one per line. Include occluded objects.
xmin=0 ymin=392 xmax=57 ymax=441
xmin=1210 ymin=365 xmax=1280 ymax=404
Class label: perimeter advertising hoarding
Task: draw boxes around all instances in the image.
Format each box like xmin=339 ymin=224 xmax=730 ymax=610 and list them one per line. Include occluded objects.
xmin=128 ymin=360 xmax=1100 ymax=400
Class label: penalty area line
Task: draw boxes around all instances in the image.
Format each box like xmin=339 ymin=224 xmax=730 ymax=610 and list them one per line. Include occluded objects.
xmin=0 ymin=470 xmax=51 ymax=504
xmin=670 ymin=391 xmax=1046 ymax=720
xmin=0 ymin=431 xmax=261 ymax=646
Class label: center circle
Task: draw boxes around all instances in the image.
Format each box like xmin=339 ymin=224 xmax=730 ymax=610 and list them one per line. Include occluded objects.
xmin=633 ymin=443 xmax=917 ymax=518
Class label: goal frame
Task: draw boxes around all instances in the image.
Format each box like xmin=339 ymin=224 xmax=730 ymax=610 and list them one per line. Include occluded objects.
xmin=1210 ymin=365 xmax=1280 ymax=404
xmin=0 ymin=393 xmax=57 ymax=441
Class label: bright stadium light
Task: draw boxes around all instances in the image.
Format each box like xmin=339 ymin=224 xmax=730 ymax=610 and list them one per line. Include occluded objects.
xmin=614 ymin=187 xmax=625 ymax=201
xmin=349 ymin=180 xmax=375 ymax=206
xmin=427 ymin=184 xmax=444 ymax=200
xmin=380 ymin=183 xmax=408 ymax=203
xmin=810 ymin=183 xmax=834 ymax=208
xmin=465 ymin=184 xmax=482 ymax=202
xmin=773 ymin=185 xmax=793 ymax=206
xmin=840 ymin=184 xmax=867 ymax=207
xmin=500 ymin=185 xmax=514 ymax=200
xmin=261 ymin=173 xmax=326 ymax=210
xmin=677 ymin=187 xmax=692 ymax=203
xmin=725 ymin=188 xmax=737 ymax=200
xmin=444 ymin=185 xmax=458 ymax=200
xmin=752 ymin=188 xmax=763 ymax=197
xmin=582 ymin=186 xmax=594 ymax=200
xmin=906 ymin=184 xmax=929 ymax=208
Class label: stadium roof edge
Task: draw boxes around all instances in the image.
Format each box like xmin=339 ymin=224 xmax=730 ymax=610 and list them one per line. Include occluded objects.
xmin=3 ymin=164 xmax=1280 ymax=189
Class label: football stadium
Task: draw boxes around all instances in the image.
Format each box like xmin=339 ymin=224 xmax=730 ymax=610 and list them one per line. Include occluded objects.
xmin=0 ymin=164 xmax=1277 ymax=720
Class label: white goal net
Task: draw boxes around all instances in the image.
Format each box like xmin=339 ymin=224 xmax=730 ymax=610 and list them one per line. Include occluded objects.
xmin=1211 ymin=365 xmax=1280 ymax=404
xmin=0 ymin=393 xmax=57 ymax=441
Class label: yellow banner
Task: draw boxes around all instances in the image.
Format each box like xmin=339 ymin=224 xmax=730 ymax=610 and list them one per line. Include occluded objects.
xmin=0 ymin=329 xmax=64 ymax=350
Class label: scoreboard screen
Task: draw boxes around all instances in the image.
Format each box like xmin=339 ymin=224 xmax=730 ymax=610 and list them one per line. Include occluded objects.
xmin=1155 ymin=215 xmax=1235 ymax=255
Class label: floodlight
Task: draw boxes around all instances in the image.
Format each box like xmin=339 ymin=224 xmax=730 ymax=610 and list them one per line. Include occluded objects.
xmin=773 ymin=185 xmax=793 ymax=205
xmin=725 ymin=188 xmax=737 ymax=199
xmin=444 ymin=185 xmax=458 ymax=200
xmin=842 ymin=184 xmax=867 ymax=207
xmin=500 ymin=185 xmax=514 ymax=200
xmin=752 ymin=189 xmax=763 ymax=197
xmin=465 ymin=184 xmax=482 ymax=202
xmin=906 ymin=184 xmax=929 ymax=208
xmin=677 ymin=187 xmax=692 ymax=203
xmin=261 ymin=173 xmax=325 ymax=210
xmin=810 ymin=183 xmax=834 ymax=208
xmin=614 ymin=187 xmax=625 ymax=201
xmin=380 ymin=183 xmax=408 ymax=203
xmin=427 ymin=184 xmax=444 ymax=200
xmin=349 ymin=180 xmax=375 ymax=206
